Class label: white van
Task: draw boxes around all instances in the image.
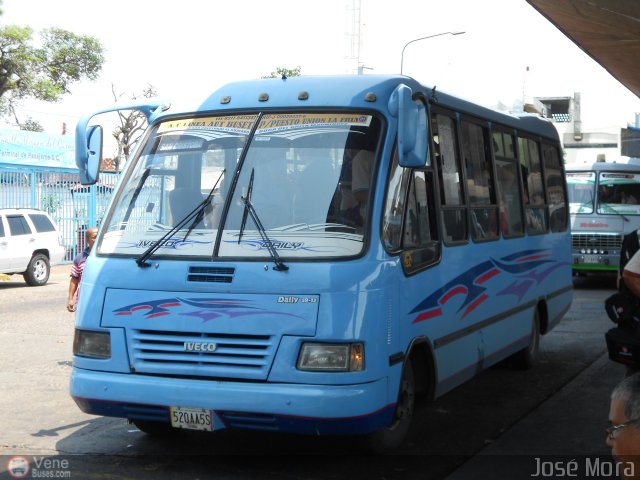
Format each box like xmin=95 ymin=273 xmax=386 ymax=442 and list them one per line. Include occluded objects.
xmin=0 ymin=208 xmax=65 ymax=286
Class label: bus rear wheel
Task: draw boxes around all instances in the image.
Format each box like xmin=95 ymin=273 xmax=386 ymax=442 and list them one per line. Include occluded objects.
xmin=366 ymin=360 xmax=415 ymax=453
xmin=510 ymin=309 xmax=540 ymax=370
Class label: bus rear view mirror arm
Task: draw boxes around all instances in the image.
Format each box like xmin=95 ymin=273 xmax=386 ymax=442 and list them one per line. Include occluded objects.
xmin=74 ymin=100 xmax=169 ymax=185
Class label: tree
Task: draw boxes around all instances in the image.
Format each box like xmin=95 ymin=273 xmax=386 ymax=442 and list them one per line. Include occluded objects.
xmin=0 ymin=24 xmax=104 ymax=125
xmin=20 ymin=117 xmax=43 ymax=132
xmin=262 ymin=66 xmax=302 ymax=79
xmin=111 ymin=84 xmax=158 ymax=171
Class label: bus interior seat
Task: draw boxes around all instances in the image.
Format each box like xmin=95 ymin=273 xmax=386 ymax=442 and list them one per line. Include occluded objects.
xmin=294 ymin=159 xmax=337 ymax=225
xmin=169 ymin=187 xmax=205 ymax=226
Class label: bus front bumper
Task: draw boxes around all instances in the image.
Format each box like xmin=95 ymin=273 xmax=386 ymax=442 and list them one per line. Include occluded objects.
xmin=572 ymin=253 xmax=618 ymax=271
xmin=70 ymin=368 xmax=394 ymax=436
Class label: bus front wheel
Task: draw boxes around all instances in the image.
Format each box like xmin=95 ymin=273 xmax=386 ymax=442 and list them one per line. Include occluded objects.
xmin=366 ymin=359 xmax=415 ymax=453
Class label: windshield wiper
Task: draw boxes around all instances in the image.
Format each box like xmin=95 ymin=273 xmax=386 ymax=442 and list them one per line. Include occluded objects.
xmin=599 ymin=202 xmax=630 ymax=222
xmin=136 ymin=170 xmax=225 ymax=268
xmin=183 ymin=169 xmax=225 ymax=239
xmin=238 ymin=168 xmax=255 ymax=244
xmin=238 ymin=169 xmax=288 ymax=272
xmin=122 ymin=168 xmax=151 ymax=228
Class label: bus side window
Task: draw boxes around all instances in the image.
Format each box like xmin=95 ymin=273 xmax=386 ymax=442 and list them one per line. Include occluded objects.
xmin=382 ymin=152 xmax=410 ymax=252
xmin=542 ymin=142 xmax=568 ymax=232
xmin=401 ymin=170 xmax=440 ymax=274
xmin=460 ymin=119 xmax=498 ymax=242
xmin=493 ymin=130 xmax=524 ymax=238
xmin=431 ymin=111 xmax=467 ymax=244
xmin=518 ymin=137 xmax=548 ymax=234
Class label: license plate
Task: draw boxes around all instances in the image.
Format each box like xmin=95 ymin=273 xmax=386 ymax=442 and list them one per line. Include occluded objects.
xmin=170 ymin=406 xmax=213 ymax=431
xmin=583 ymin=255 xmax=600 ymax=264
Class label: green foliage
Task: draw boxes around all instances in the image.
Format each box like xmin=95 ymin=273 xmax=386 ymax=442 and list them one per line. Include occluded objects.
xmin=0 ymin=24 xmax=105 ymax=118
xmin=262 ymin=66 xmax=302 ymax=79
xmin=40 ymin=28 xmax=103 ymax=87
xmin=41 ymin=193 xmax=61 ymax=215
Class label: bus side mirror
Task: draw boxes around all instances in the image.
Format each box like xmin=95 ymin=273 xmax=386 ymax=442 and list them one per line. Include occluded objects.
xmin=76 ymin=125 xmax=102 ymax=185
xmin=389 ymin=84 xmax=429 ymax=168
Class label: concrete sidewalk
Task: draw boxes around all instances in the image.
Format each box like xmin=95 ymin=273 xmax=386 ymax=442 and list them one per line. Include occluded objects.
xmin=446 ymin=352 xmax=627 ymax=479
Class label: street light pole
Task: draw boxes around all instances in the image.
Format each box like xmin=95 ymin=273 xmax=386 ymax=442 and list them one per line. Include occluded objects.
xmin=358 ymin=64 xmax=374 ymax=75
xmin=400 ymin=31 xmax=465 ymax=75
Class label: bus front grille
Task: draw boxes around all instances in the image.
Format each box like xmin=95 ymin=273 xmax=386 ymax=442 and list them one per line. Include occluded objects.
xmin=187 ymin=266 xmax=235 ymax=283
xmin=129 ymin=329 xmax=274 ymax=380
xmin=571 ymin=233 xmax=622 ymax=250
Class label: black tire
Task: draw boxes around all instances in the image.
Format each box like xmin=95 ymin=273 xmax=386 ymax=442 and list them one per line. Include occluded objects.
xmin=131 ymin=420 xmax=176 ymax=436
xmin=23 ymin=253 xmax=50 ymax=286
xmin=366 ymin=360 xmax=415 ymax=453
xmin=510 ymin=309 xmax=540 ymax=370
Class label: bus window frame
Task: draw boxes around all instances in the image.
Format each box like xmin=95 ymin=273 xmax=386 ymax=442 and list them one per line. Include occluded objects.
xmin=381 ymin=149 xmax=411 ymax=255
xmin=381 ymin=145 xmax=442 ymax=276
xmin=400 ymin=167 xmax=441 ymax=276
xmin=541 ymin=141 xmax=569 ymax=233
xmin=491 ymin=126 xmax=525 ymax=239
xmin=430 ymin=106 xmax=469 ymax=247
xmin=518 ymin=134 xmax=549 ymax=236
xmin=459 ymin=115 xmax=499 ymax=243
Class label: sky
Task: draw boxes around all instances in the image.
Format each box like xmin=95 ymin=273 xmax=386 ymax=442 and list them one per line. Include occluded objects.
xmin=3 ymin=0 xmax=640 ymax=144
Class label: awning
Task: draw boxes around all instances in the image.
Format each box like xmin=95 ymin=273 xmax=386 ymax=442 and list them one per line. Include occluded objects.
xmin=526 ymin=0 xmax=640 ymax=98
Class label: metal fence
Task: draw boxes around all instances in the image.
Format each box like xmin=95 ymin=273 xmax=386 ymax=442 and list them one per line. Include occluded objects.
xmin=0 ymin=163 xmax=118 ymax=263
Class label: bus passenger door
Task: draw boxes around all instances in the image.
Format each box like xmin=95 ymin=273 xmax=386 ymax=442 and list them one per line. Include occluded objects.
xmin=383 ymin=142 xmax=482 ymax=397
xmin=397 ymin=169 xmax=483 ymax=395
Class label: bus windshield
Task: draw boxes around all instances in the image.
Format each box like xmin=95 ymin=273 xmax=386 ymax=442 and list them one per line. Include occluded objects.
xmin=98 ymin=111 xmax=381 ymax=260
xmin=596 ymin=171 xmax=640 ymax=215
xmin=566 ymin=172 xmax=595 ymax=214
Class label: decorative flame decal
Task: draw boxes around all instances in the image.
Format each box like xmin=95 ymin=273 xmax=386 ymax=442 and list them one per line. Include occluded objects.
xmin=411 ymin=249 xmax=567 ymax=324
xmin=114 ymin=298 xmax=303 ymax=322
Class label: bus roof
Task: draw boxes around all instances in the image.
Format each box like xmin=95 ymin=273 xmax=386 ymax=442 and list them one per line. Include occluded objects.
xmin=566 ymin=159 xmax=640 ymax=172
xmin=161 ymin=75 xmax=559 ymax=141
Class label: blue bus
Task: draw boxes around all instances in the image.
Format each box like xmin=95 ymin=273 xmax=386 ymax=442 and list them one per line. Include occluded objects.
xmin=71 ymin=75 xmax=572 ymax=451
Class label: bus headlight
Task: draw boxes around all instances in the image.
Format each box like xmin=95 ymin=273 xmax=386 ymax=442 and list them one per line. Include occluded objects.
xmin=73 ymin=329 xmax=111 ymax=359
xmin=297 ymin=342 xmax=364 ymax=371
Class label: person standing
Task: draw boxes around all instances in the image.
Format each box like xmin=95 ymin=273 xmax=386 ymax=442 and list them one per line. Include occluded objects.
xmin=606 ymin=373 xmax=640 ymax=479
xmin=620 ymin=229 xmax=640 ymax=292
xmin=623 ymin=237 xmax=640 ymax=297
xmin=617 ymin=239 xmax=640 ymax=377
xmin=67 ymin=227 xmax=98 ymax=312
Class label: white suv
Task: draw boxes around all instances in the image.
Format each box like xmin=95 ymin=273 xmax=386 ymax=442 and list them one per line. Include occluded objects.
xmin=0 ymin=208 xmax=65 ymax=286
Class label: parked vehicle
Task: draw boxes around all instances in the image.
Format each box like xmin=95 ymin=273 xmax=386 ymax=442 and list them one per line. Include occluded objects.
xmin=0 ymin=208 xmax=65 ymax=285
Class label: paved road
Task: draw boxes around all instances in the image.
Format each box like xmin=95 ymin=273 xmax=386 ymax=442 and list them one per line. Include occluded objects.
xmin=0 ymin=267 xmax=626 ymax=479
